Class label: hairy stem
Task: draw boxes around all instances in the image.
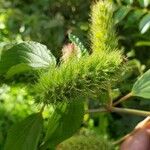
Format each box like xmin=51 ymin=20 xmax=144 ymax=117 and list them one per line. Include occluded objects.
xmin=113 ymin=133 xmax=130 ymax=145
xmin=87 ymin=106 xmax=150 ymax=117
xmin=113 ymin=92 xmax=133 ymax=106
xmin=85 ymin=108 xmax=108 ymax=114
xmin=111 ymin=107 xmax=150 ymax=117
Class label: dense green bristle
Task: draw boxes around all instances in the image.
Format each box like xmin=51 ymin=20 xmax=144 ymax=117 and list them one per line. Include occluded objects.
xmin=35 ymin=0 xmax=124 ymax=104
xmin=57 ymin=134 xmax=113 ymax=150
xmin=35 ymin=50 xmax=123 ymax=104
xmin=90 ymin=1 xmax=118 ymax=52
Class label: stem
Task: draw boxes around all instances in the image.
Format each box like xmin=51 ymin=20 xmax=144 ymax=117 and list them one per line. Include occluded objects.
xmin=113 ymin=92 xmax=133 ymax=106
xmin=87 ymin=106 xmax=150 ymax=117
xmin=108 ymin=85 xmax=113 ymax=107
xmin=40 ymin=104 xmax=46 ymax=113
xmin=85 ymin=108 xmax=107 ymax=114
xmin=111 ymin=107 xmax=150 ymax=117
xmin=113 ymin=133 xmax=130 ymax=145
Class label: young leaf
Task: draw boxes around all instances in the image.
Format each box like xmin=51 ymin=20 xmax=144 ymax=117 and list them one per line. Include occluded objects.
xmin=132 ymin=69 xmax=150 ymax=99
xmin=139 ymin=13 xmax=150 ymax=34
xmin=0 ymin=41 xmax=56 ymax=78
xmin=114 ymin=6 xmax=131 ymax=24
xmin=68 ymin=33 xmax=88 ymax=57
xmin=4 ymin=113 xmax=43 ymax=150
xmin=135 ymin=41 xmax=150 ymax=46
xmin=40 ymin=100 xmax=84 ymax=149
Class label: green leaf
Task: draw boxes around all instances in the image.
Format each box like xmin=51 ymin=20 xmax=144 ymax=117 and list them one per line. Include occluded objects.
xmin=138 ymin=0 xmax=150 ymax=7
xmin=41 ymin=100 xmax=84 ymax=149
xmin=135 ymin=41 xmax=150 ymax=46
xmin=68 ymin=33 xmax=88 ymax=57
xmin=139 ymin=13 xmax=150 ymax=34
xmin=114 ymin=6 xmax=131 ymax=24
xmin=124 ymin=0 xmax=134 ymax=4
xmin=0 ymin=41 xmax=56 ymax=78
xmin=124 ymin=9 xmax=145 ymax=28
xmin=4 ymin=113 xmax=43 ymax=150
xmin=132 ymin=69 xmax=150 ymax=99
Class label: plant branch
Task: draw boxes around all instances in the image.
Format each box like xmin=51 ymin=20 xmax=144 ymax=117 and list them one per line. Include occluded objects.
xmin=40 ymin=104 xmax=46 ymax=113
xmin=87 ymin=106 xmax=150 ymax=117
xmin=108 ymin=85 xmax=113 ymax=107
xmin=113 ymin=92 xmax=133 ymax=106
xmin=85 ymin=108 xmax=107 ymax=114
xmin=111 ymin=107 xmax=150 ymax=117
xmin=113 ymin=133 xmax=130 ymax=145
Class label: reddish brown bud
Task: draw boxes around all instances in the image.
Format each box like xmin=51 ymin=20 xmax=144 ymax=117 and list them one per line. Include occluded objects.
xmin=61 ymin=43 xmax=76 ymax=62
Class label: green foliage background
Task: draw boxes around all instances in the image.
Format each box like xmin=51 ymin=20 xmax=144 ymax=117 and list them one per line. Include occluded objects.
xmin=0 ymin=0 xmax=150 ymax=149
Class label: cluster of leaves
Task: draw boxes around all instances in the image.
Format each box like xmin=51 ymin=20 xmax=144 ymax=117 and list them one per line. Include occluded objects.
xmin=114 ymin=0 xmax=150 ymax=34
xmin=114 ymin=0 xmax=150 ymax=68
xmin=0 ymin=0 xmax=90 ymax=57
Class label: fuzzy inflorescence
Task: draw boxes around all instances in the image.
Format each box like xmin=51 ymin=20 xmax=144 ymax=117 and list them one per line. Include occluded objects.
xmin=35 ymin=50 xmax=122 ymax=104
xmin=90 ymin=1 xmax=118 ymax=53
xmin=58 ymin=134 xmax=113 ymax=150
xmin=35 ymin=0 xmax=124 ymax=104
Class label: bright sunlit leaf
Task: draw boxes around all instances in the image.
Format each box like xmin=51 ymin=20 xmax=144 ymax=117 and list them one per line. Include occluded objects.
xmin=139 ymin=13 xmax=150 ymax=34
xmin=0 ymin=41 xmax=56 ymax=78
